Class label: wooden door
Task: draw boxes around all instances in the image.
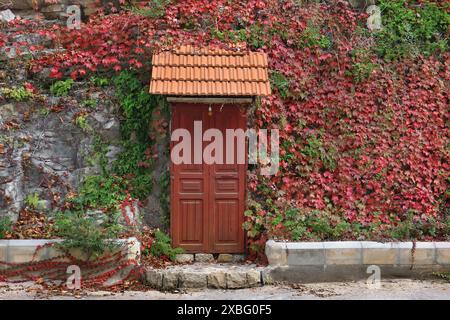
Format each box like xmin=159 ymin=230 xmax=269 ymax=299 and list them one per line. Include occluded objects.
xmin=170 ymin=103 xmax=246 ymax=253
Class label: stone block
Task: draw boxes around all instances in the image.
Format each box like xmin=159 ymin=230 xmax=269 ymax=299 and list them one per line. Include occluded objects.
xmin=398 ymin=242 xmax=435 ymax=266
xmin=145 ymin=269 xmax=163 ymax=289
xmin=436 ymin=243 xmax=450 ymax=266
xmin=265 ymin=240 xmax=287 ymax=266
xmin=246 ymin=270 xmax=261 ymax=287
xmin=362 ymin=242 xmax=397 ymax=265
xmin=0 ymin=9 xmax=15 ymax=22
xmin=261 ymin=269 xmax=274 ymax=285
xmin=286 ymin=242 xmax=325 ymax=266
xmin=324 ymin=242 xmax=362 ymax=265
xmin=175 ymin=254 xmax=194 ymax=263
xmin=207 ymin=271 xmax=227 ymax=289
xmin=179 ymin=272 xmax=207 ymax=289
xmin=162 ymin=271 xmax=179 ymax=290
xmin=232 ymin=254 xmax=245 ymax=262
xmin=226 ymin=271 xmax=248 ymax=289
xmin=217 ymin=254 xmax=233 ymax=263
xmin=195 ymin=253 xmax=214 ymax=263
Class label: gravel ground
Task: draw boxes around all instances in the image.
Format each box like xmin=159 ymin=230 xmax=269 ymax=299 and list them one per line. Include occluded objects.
xmin=0 ymin=279 xmax=448 ymax=300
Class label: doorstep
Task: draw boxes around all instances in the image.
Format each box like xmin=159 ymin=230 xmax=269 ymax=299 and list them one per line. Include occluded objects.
xmin=265 ymin=240 xmax=450 ymax=283
xmin=144 ymin=263 xmax=273 ymax=291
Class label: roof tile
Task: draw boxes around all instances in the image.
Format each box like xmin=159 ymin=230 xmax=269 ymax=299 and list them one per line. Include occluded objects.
xmin=150 ymin=46 xmax=271 ymax=96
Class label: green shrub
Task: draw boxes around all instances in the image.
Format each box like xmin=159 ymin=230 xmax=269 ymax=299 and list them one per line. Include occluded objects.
xmin=0 ymin=217 xmax=12 ymax=238
xmin=74 ymin=175 xmax=127 ymax=211
xmin=150 ymin=230 xmax=183 ymax=261
xmin=374 ymin=0 xmax=450 ymax=60
xmin=50 ymin=79 xmax=74 ymax=96
xmin=1 ymin=86 xmax=33 ymax=101
xmin=53 ymin=211 xmax=123 ymax=259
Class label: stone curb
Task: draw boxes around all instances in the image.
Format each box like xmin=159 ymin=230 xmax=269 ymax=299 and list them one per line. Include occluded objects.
xmin=265 ymin=240 xmax=450 ymax=283
xmin=144 ymin=266 xmax=272 ymax=290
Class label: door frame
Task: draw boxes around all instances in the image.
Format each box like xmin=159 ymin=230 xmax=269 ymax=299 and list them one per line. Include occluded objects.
xmin=169 ymin=102 xmax=249 ymax=253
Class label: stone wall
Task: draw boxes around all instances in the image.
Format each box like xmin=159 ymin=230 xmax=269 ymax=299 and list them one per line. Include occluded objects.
xmin=0 ymin=18 xmax=119 ymax=221
xmin=0 ymin=78 xmax=123 ymax=221
xmin=0 ymin=17 xmax=169 ymax=227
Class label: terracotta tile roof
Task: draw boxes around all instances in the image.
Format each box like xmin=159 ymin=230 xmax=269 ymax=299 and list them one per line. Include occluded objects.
xmin=149 ymin=46 xmax=271 ymax=96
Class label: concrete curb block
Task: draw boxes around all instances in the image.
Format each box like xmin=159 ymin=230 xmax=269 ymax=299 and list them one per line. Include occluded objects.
xmin=0 ymin=238 xmax=140 ymax=263
xmin=265 ymin=240 xmax=450 ymax=283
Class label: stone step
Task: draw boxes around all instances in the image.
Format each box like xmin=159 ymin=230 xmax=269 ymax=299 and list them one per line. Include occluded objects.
xmin=143 ymin=263 xmax=273 ymax=291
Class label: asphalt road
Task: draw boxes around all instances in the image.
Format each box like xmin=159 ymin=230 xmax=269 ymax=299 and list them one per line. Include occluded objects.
xmin=0 ymin=279 xmax=449 ymax=300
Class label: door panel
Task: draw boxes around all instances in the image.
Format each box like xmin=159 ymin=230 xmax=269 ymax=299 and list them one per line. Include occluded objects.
xmin=171 ymin=105 xmax=209 ymax=252
xmin=171 ymin=103 xmax=246 ymax=253
xmin=180 ymin=200 xmax=203 ymax=242
xmin=209 ymin=106 xmax=246 ymax=252
xmin=215 ymin=200 xmax=238 ymax=242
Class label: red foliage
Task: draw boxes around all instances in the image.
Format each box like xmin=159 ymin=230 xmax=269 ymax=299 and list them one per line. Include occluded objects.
xmin=1 ymin=0 xmax=448 ymax=244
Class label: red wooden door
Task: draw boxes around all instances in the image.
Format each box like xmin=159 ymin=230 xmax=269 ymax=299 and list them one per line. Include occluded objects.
xmin=170 ymin=103 xmax=246 ymax=253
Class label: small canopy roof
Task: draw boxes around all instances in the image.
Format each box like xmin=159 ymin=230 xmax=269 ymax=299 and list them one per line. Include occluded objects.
xmin=149 ymin=45 xmax=271 ymax=96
